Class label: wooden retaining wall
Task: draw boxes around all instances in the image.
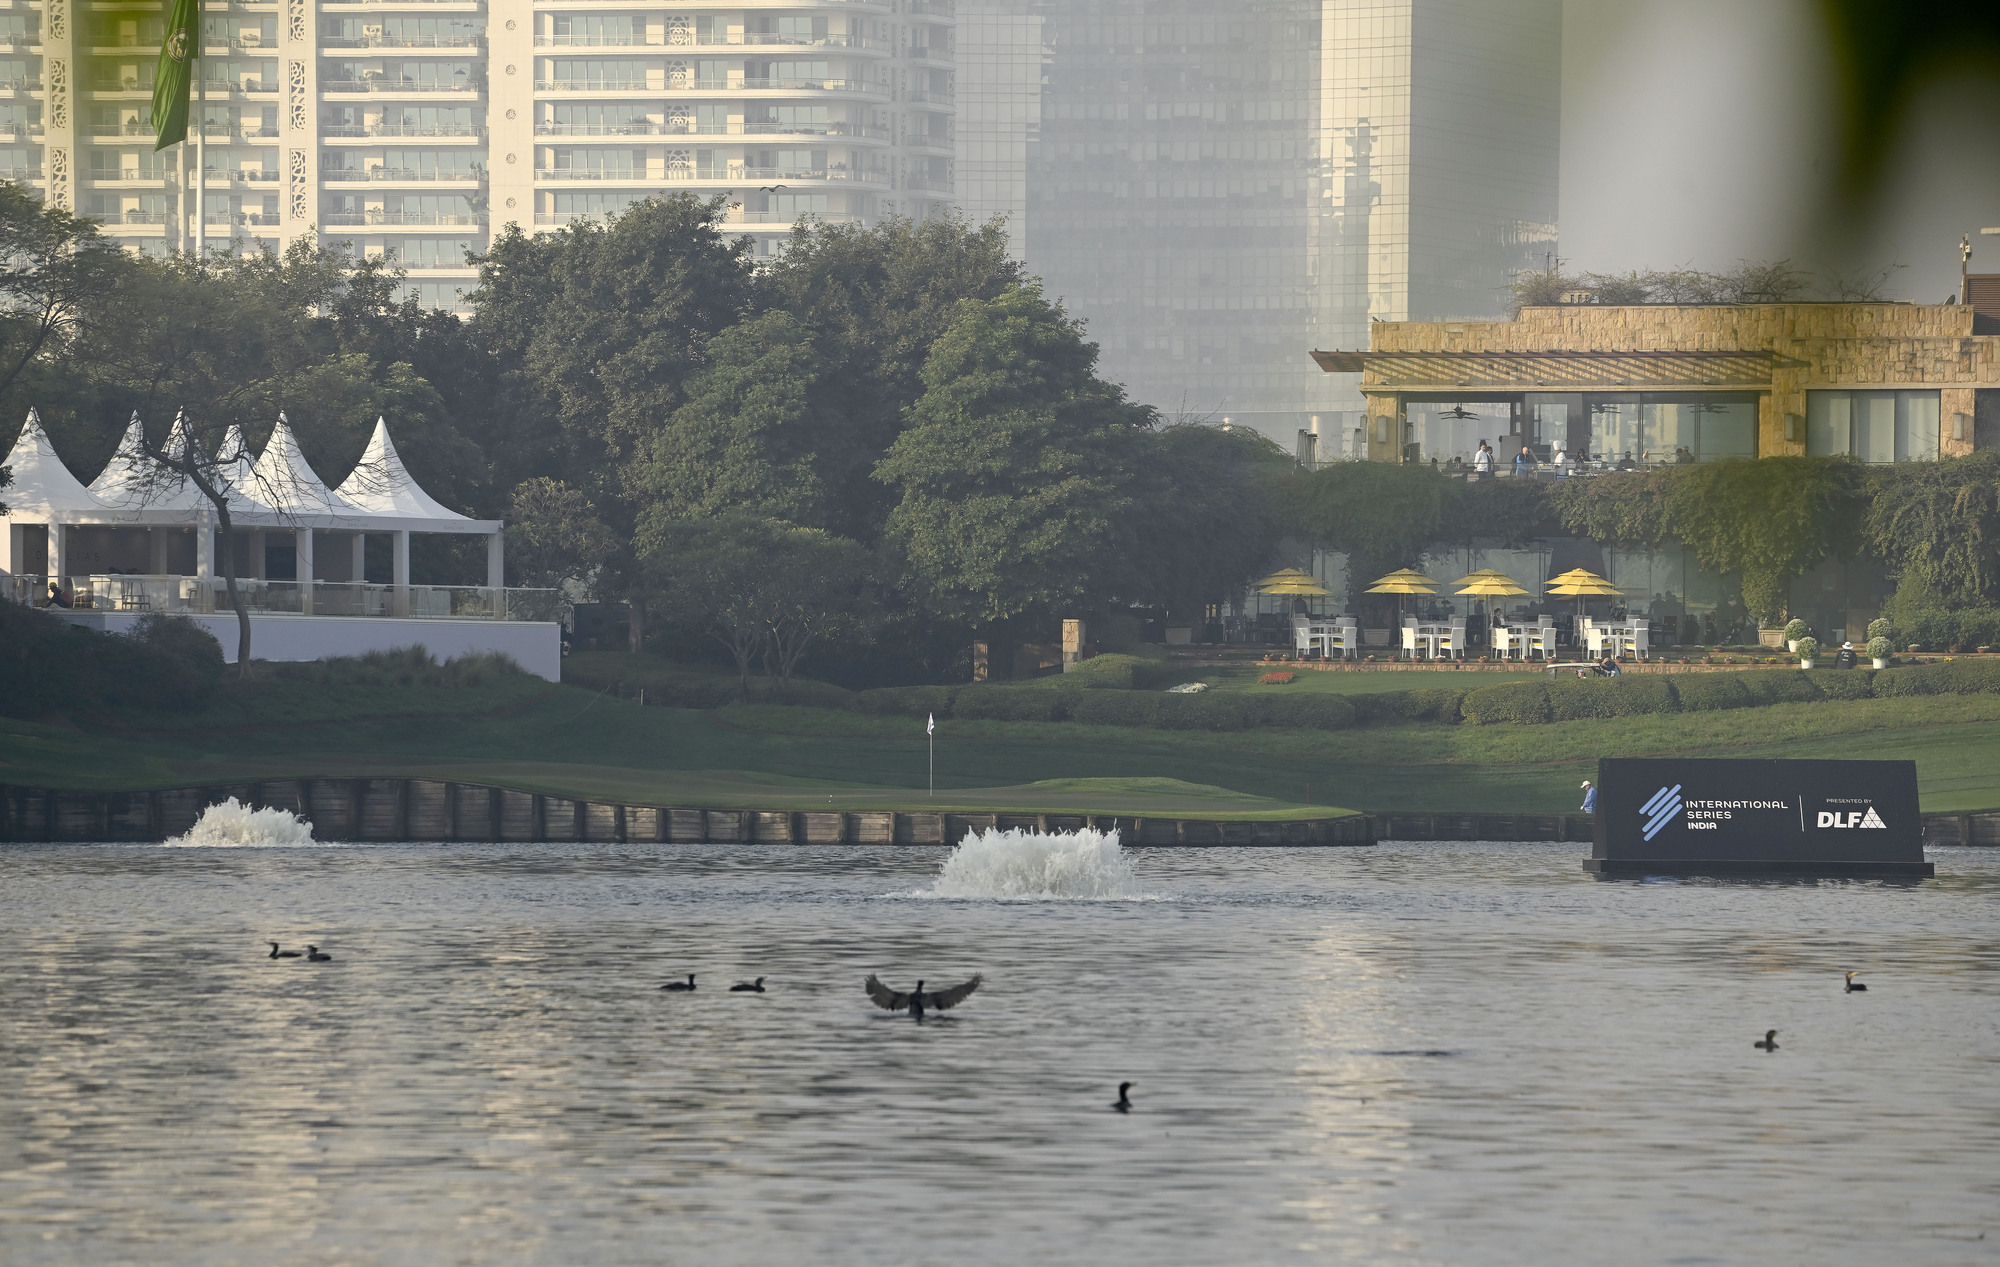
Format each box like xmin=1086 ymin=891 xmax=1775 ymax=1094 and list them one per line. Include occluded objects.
xmin=0 ymin=780 xmax=1376 ymax=847
xmin=7 ymin=782 xmax=1992 ymax=847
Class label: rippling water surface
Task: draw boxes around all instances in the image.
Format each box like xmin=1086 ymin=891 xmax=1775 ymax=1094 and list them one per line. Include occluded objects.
xmin=1 ymin=841 xmax=1996 ymax=1266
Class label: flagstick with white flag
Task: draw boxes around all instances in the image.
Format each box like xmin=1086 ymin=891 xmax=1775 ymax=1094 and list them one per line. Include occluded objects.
xmin=927 ymin=712 xmax=935 ymax=798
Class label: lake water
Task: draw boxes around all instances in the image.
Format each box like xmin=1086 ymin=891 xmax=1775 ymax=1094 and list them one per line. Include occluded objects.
xmin=1 ymin=839 xmax=1996 ymax=1266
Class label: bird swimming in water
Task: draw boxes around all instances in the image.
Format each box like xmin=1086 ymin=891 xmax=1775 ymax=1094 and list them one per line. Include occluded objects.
xmin=661 ymin=974 xmax=696 ymax=992
xmin=1844 ymin=971 xmax=1867 ymax=993
xmin=1112 ymin=1082 xmax=1134 ymax=1113
xmin=268 ymin=942 xmax=301 ymax=959
xmin=305 ymin=945 xmax=332 ymax=962
xmin=864 ymin=974 xmax=981 ymax=1020
xmin=730 ymin=978 xmax=765 ymax=993
xmin=1753 ymin=1029 xmax=1779 ymax=1051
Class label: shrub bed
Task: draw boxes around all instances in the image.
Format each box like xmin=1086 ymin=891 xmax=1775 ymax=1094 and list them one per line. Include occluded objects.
xmin=1671 ymin=673 xmax=1754 ymax=712
xmin=1461 ymin=681 xmax=1552 ymax=725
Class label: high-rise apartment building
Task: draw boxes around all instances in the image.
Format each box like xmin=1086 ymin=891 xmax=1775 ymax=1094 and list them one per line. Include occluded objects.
xmin=954 ymin=0 xmax=1560 ymax=449
xmin=6 ymin=0 xmax=954 ymax=310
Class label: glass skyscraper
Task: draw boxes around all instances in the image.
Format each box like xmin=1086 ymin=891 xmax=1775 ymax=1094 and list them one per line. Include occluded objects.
xmin=955 ymin=0 xmax=1560 ymax=451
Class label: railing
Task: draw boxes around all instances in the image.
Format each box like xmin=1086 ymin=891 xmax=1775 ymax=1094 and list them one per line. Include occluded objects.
xmin=11 ymin=575 xmax=561 ymax=623
xmin=321 ymin=124 xmax=486 ymax=138
xmin=203 ymin=212 xmax=281 ymax=226
xmin=0 ymin=165 xmax=40 ymax=179
xmin=534 ymin=122 xmax=888 ymax=140
xmin=323 ymin=167 xmax=483 ymax=181
xmin=323 ymin=34 xmax=484 ymax=48
xmin=0 ymin=76 xmax=41 ymax=90
xmin=323 ymin=77 xmax=483 ymax=93
xmin=538 ymin=165 xmax=876 ymax=184
xmin=537 ymin=77 xmax=881 ymax=94
xmin=324 ymin=210 xmax=486 ymax=225
xmin=537 ymin=33 xmax=886 ymax=50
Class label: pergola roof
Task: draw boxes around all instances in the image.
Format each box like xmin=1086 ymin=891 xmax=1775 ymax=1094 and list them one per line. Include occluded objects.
xmin=2 ymin=411 xmax=498 ymax=535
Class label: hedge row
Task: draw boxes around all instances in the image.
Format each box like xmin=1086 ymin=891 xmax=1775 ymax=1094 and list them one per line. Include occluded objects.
xmin=616 ymin=657 xmax=2000 ymax=733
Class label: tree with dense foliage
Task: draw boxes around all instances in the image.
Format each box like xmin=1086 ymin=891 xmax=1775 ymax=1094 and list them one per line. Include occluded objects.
xmin=1295 ymin=461 xmax=1461 ymax=585
xmin=640 ymin=512 xmax=873 ymax=695
xmin=1546 ymin=457 xmax=1869 ymax=622
xmin=1864 ymin=452 xmax=2000 ymax=609
xmin=468 ymin=196 xmax=756 ymax=510
xmin=1125 ymin=423 xmax=1299 ymax=616
xmin=875 ymin=284 xmax=1155 ymax=630
xmin=634 ymin=310 xmax=837 ymax=528
xmin=505 ymin=477 xmax=617 ymax=593
xmin=760 ymin=214 xmax=1025 ymax=539
xmin=0 ymin=182 xmax=128 ymax=413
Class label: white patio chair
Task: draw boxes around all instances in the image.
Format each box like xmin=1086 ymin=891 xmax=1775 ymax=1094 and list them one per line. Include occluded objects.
xmin=1400 ymin=618 xmax=1420 ymax=660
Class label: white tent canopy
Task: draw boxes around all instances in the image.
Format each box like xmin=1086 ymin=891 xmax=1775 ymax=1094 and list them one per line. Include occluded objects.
xmin=336 ymin=417 xmax=472 ymax=522
xmin=0 ymin=410 xmax=499 ymax=536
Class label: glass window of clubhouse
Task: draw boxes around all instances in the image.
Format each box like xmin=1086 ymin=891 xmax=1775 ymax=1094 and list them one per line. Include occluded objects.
xmin=1401 ymin=392 xmax=1762 ymax=468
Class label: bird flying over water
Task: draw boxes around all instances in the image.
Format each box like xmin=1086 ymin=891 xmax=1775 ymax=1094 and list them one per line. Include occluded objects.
xmin=730 ymin=978 xmax=766 ymax=993
xmin=268 ymin=942 xmax=301 ymax=959
xmin=1844 ymin=971 xmax=1867 ymax=993
xmin=661 ymin=974 xmax=696 ymax=992
xmin=1753 ymin=1029 xmax=1779 ymax=1051
xmin=864 ymin=974 xmax=981 ymax=1019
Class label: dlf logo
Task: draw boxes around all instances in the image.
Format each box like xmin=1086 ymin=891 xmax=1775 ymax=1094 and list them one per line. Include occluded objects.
xmin=1819 ymin=808 xmax=1887 ymax=829
xmin=1640 ymin=784 xmax=1682 ymax=841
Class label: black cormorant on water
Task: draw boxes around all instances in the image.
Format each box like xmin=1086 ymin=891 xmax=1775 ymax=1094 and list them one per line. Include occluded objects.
xmin=730 ymin=978 xmax=766 ymax=993
xmin=864 ymin=974 xmax=981 ymax=1020
xmin=1753 ymin=1030 xmax=1779 ymax=1051
xmin=661 ymin=974 xmax=697 ymax=991
xmin=1844 ymin=971 xmax=1867 ymax=993
xmin=1112 ymin=1082 xmax=1134 ymax=1112
xmin=305 ymin=945 xmax=333 ymax=962
xmin=268 ymin=942 xmax=301 ymax=959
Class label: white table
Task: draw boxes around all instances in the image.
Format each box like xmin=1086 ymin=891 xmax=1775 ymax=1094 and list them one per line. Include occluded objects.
xmin=1584 ymin=620 xmax=1649 ymax=660
xmin=1405 ymin=621 xmax=1466 ymax=660
xmin=1494 ymin=620 xmax=1556 ymax=660
xmin=1293 ymin=617 xmax=1359 ymax=659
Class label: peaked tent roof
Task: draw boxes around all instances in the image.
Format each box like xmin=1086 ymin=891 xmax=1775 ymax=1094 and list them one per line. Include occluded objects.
xmin=334 ymin=417 xmax=469 ymax=521
xmin=2 ymin=409 xmax=109 ymax=515
xmin=89 ymin=412 xmax=206 ymax=513
xmin=242 ymin=414 xmax=357 ymax=516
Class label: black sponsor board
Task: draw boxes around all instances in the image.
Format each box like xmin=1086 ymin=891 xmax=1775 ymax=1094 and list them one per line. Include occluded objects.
xmin=1585 ymin=758 xmax=1933 ymax=877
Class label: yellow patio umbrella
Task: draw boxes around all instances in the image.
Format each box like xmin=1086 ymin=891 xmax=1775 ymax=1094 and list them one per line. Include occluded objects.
xmin=1546 ymin=567 xmax=1626 ymax=624
xmin=1256 ymin=568 xmax=1332 ymax=597
xmin=1364 ymin=569 xmax=1439 ymax=645
xmin=1454 ymin=571 xmax=1530 ymax=597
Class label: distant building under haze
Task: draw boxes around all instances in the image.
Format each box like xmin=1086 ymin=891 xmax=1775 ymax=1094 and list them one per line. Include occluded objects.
xmin=955 ymin=0 xmax=1560 ymax=453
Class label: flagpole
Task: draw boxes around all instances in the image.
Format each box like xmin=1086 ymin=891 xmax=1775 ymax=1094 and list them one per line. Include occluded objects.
xmin=193 ymin=0 xmax=204 ymax=262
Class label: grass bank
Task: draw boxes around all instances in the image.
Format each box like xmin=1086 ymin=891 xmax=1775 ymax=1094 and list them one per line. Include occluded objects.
xmin=12 ymin=651 xmax=2000 ymax=813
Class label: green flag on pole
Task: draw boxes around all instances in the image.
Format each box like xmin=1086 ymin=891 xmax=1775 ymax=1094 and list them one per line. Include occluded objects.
xmin=152 ymin=0 xmax=199 ymax=151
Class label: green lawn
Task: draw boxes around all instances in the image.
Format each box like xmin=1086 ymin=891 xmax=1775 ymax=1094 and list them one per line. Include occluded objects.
xmin=10 ymin=663 xmax=2000 ymax=815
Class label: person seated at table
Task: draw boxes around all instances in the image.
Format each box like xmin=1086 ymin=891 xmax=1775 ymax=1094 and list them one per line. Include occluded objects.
xmin=46 ymin=581 xmax=71 ymax=609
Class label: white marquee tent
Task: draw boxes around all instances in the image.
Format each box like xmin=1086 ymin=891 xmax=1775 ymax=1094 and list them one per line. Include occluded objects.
xmin=1 ymin=410 xmax=503 ymax=592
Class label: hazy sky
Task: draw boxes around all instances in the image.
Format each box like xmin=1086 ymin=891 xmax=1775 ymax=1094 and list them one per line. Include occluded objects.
xmin=1561 ymin=0 xmax=2000 ymax=301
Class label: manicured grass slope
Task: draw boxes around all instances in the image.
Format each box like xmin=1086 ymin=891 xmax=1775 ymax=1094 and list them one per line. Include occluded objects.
xmin=13 ymin=659 xmax=2000 ymax=814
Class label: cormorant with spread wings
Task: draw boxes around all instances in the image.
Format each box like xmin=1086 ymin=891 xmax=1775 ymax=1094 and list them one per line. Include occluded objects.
xmin=864 ymin=974 xmax=982 ymax=1019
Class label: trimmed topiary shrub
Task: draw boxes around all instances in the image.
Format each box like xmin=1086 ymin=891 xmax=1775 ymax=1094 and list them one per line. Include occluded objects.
xmin=1065 ymin=691 xmax=1162 ymax=728
xmin=1801 ymin=668 xmax=1876 ymax=700
xmin=759 ymin=678 xmax=854 ymax=709
xmin=1737 ymin=670 xmax=1824 ymax=706
xmin=1872 ymin=658 xmax=2000 ymax=697
xmin=1461 ymin=681 xmax=1551 ymax=724
xmin=1672 ymin=673 xmax=1755 ymax=712
xmin=1063 ymin=653 xmax=1159 ymax=690
xmin=853 ymin=685 xmax=956 ymax=718
xmin=1353 ymin=687 xmax=1468 ymax=723
xmin=950 ymin=686 xmax=1067 ymax=722
xmin=1254 ymin=693 xmax=1360 ymax=731
xmin=1546 ymin=675 xmax=1679 ymax=721
xmin=1153 ymin=692 xmax=1256 ymax=731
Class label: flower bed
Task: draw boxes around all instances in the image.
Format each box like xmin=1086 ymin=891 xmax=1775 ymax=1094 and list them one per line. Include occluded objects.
xmin=1257 ymin=671 xmax=1296 ymax=685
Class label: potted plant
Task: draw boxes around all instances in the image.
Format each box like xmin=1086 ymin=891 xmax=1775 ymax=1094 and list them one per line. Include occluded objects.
xmin=1783 ymin=618 xmax=1809 ymax=653
xmin=1866 ymin=636 xmax=1891 ymax=669
xmin=1795 ymin=636 xmax=1819 ymax=669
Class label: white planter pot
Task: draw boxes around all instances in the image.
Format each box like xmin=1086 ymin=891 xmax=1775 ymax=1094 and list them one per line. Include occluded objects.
xmin=1873 ymin=657 xmax=1888 ymax=669
xmin=1787 ymin=640 xmax=1800 ymax=653
xmin=1800 ymin=659 xmax=1815 ymax=669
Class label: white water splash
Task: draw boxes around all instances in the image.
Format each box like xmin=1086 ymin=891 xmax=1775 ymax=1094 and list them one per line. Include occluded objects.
xmin=910 ymin=827 xmax=1158 ymax=900
xmin=166 ymin=797 xmax=318 ymax=847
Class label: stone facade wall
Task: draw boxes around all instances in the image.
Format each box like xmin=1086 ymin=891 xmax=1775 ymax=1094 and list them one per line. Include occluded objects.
xmin=1359 ymin=304 xmax=2000 ymax=459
